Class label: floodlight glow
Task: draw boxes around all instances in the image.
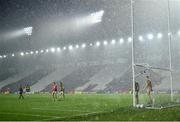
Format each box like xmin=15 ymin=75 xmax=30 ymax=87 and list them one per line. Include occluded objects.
xmin=75 ymin=10 xmax=104 ymax=28
xmin=81 ymin=44 xmax=86 ymax=48
xmin=89 ymin=10 xmax=104 ymax=23
xmin=128 ymin=37 xmax=132 ymax=43
xmin=75 ymin=45 xmax=79 ymax=48
xmin=12 ymin=54 xmax=15 ymax=57
xmin=40 ymin=50 xmax=44 ymax=53
xmin=111 ymin=39 xmax=116 ymax=44
xmin=35 ymin=51 xmax=39 ymax=54
xmin=30 ymin=51 xmax=34 ymax=54
xmin=157 ymin=33 xmax=162 ymax=39
xmin=103 ymin=41 xmax=107 ymax=45
xmin=25 ymin=52 xmax=29 ymax=55
xmin=63 ymin=46 xmax=67 ymax=50
xmin=20 ymin=52 xmax=24 ymax=56
xmin=168 ymin=32 xmax=171 ymax=36
xmin=0 ymin=55 xmax=2 ymax=58
xmin=138 ymin=36 xmax=143 ymax=41
xmin=178 ymin=31 xmax=180 ymax=35
xmin=24 ymin=27 xmax=33 ymax=36
xmin=147 ymin=34 xmax=154 ymax=40
xmin=51 ymin=48 xmax=55 ymax=52
xmin=57 ymin=47 xmax=61 ymax=52
xmin=89 ymin=43 xmax=93 ymax=46
xmin=69 ymin=45 xmax=73 ymax=50
xmin=96 ymin=41 xmax=100 ymax=46
xmin=3 ymin=55 xmax=7 ymax=58
xmin=119 ymin=38 xmax=124 ymax=44
xmin=46 ymin=49 xmax=49 ymax=53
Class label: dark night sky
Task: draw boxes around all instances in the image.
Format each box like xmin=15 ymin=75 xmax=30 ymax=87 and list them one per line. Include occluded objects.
xmin=0 ymin=0 xmax=179 ymax=54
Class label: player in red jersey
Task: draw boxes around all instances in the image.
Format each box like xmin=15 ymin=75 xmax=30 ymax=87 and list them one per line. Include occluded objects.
xmin=52 ymin=82 xmax=58 ymax=101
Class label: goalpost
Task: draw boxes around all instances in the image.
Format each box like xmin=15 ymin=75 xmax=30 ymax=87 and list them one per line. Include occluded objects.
xmin=130 ymin=0 xmax=180 ymax=109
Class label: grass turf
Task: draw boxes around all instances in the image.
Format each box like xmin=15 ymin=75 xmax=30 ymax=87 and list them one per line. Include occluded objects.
xmin=0 ymin=93 xmax=180 ymax=121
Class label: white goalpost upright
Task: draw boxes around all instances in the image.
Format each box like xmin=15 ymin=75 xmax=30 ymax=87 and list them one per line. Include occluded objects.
xmin=130 ymin=0 xmax=177 ymax=108
xmin=130 ymin=0 xmax=136 ymax=107
xmin=167 ymin=0 xmax=174 ymax=102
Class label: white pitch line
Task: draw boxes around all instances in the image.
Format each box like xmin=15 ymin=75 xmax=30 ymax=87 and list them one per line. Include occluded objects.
xmin=32 ymin=107 xmax=93 ymax=113
xmin=145 ymin=103 xmax=180 ymax=110
xmin=0 ymin=112 xmax=59 ymax=118
xmin=44 ymin=111 xmax=105 ymax=121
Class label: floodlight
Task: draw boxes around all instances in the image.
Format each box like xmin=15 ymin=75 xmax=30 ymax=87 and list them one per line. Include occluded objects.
xmin=111 ymin=39 xmax=116 ymax=44
xmin=20 ymin=52 xmax=24 ymax=56
xmin=30 ymin=51 xmax=34 ymax=54
xmin=168 ymin=32 xmax=171 ymax=36
xmin=35 ymin=51 xmax=39 ymax=54
xmin=89 ymin=10 xmax=104 ymax=23
xmin=75 ymin=45 xmax=79 ymax=48
xmin=147 ymin=34 xmax=154 ymax=40
xmin=51 ymin=48 xmax=55 ymax=52
xmin=25 ymin=52 xmax=29 ymax=55
xmin=81 ymin=44 xmax=86 ymax=48
xmin=89 ymin=43 xmax=93 ymax=46
xmin=69 ymin=45 xmax=73 ymax=50
xmin=46 ymin=49 xmax=49 ymax=53
xmin=138 ymin=36 xmax=143 ymax=41
xmin=119 ymin=38 xmax=124 ymax=44
xmin=40 ymin=50 xmax=44 ymax=53
xmin=96 ymin=41 xmax=100 ymax=46
xmin=12 ymin=54 xmax=15 ymax=57
xmin=3 ymin=55 xmax=7 ymax=58
xmin=157 ymin=33 xmax=162 ymax=39
xmin=103 ymin=41 xmax=108 ymax=45
xmin=178 ymin=31 xmax=180 ymax=35
xmin=57 ymin=47 xmax=61 ymax=52
xmin=128 ymin=37 xmax=132 ymax=43
xmin=24 ymin=27 xmax=33 ymax=36
xmin=63 ymin=46 xmax=67 ymax=50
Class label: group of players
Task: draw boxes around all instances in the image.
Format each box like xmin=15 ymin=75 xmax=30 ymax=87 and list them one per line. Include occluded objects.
xmin=18 ymin=81 xmax=65 ymax=101
xmin=18 ymin=76 xmax=153 ymax=105
xmin=52 ymin=81 xmax=65 ymax=101
xmin=135 ymin=76 xmax=153 ymax=106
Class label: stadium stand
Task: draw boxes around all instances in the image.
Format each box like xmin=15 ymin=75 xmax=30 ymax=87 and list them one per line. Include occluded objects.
xmin=0 ymin=70 xmax=35 ymax=90
xmin=0 ymin=72 xmax=15 ymax=82
xmin=31 ymin=65 xmax=78 ymax=92
xmin=1 ymin=69 xmax=53 ymax=93
xmin=76 ymin=64 xmax=129 ymax=92
xmin=42 ymin=65 xmax=103 ymax=92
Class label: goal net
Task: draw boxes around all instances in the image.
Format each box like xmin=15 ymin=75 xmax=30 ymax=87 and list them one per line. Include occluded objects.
xmin=134 ymin=64 xmax=180 ymax=109
xmin=131 ymin=0 xmax=180 ymax=109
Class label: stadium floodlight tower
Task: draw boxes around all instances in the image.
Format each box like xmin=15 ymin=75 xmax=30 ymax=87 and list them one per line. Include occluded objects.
xmin=75 ymin=10 xmax=104 ymax=28
xmin=89 ymin=10 xmax=104 ymax=23
xmin=24 ymin=27 xmax=33 ymax=36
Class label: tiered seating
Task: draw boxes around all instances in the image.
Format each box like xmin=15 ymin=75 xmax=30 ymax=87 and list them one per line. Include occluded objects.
xmin=0 ymin=70 xmax=35 ymax=90
xmin=42 ymin=65 xmax=103 ymax=92
xmin=31 ymin=66 xmax=78 ymax=92
xmin=0 ymin=72 xmax=15 ymax=82
xmin=1 ymin=69 xmax=53 ymax=93
xmin=76 ymin=64 xmax=129 ymax=92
